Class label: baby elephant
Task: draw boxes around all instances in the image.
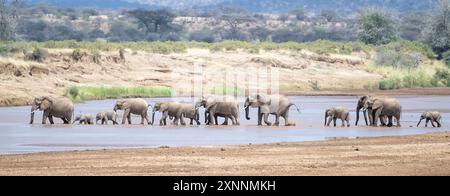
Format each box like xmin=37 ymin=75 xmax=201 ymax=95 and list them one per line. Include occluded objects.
xmin=325 ymin=106 xmax=350 ymax=127
xmin=417 ymin=111 xmax=442 ymax=128
xmin=73 ymin=114 xmax=94 ymax=125
xmin=96 ymin=111 xmax=119 ymax=125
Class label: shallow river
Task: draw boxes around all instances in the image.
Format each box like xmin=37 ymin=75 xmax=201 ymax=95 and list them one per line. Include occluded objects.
xmin=0 ymin=96 xmax=449 ymax=154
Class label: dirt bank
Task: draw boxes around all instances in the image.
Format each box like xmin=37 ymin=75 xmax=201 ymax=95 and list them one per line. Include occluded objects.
xmin=1 ymin=132 xmax=449 ymax=176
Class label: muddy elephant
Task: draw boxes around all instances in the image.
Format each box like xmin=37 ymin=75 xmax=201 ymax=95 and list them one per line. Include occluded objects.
xmin=417 ymin=111 xmax=442 ymax=128
xmin=325 ymin=106 xmax=350 ymax=127
xmin=245 ymin=94 xmax=300 ymax=126
xmin=196 ymin=96 xmax=240 ymax=126
xmin=113 ymin=98 xmax=151 ymax=125
xmin=152 ymin=102 xmax=188 ymax=126
xmin=96 ymin=111 xmax=119 ymax=125
xmin=30 ymin=96 xmax=74 ymax=124
xmin=362 ymin=96 xmax=402 ymax=127
xmin=73 ymin=114 xmax=94 ymax=125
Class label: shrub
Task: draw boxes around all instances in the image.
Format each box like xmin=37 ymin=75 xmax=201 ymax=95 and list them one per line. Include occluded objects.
xmin=72 ymin=49 xmax=84 ymax=61
xmin=308 ymin=80 xmax=321 ymax=91
xmin=374 ymin=48 xmax=423 ymax=68
xmin=379 ymin=78 xmax=401 ymax=90
xmin=67 ymin=86 xmax=80 ymax=99
xmin=442 ymin=50 xmax=450 ymax=67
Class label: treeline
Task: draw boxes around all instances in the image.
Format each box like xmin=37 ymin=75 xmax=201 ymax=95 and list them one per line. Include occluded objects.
xmin=0 ymin=0 xmax=449 ymax=58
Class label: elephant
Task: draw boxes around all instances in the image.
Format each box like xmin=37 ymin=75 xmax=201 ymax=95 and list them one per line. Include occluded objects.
xmin=417 ymin=111 xmax=442 ymax=128
xmin=245 ymin=94 xmax=300 ymax=126
xmin=356 ymin=96 xmax=390 ymax=127
xmin=73 ymin=114 xmax=94 ymax=125
xmin=325 ymin=106 xmax=350 ymax=127
xmin=362 ymin=96 xmax=402 ymax=127
xmin=113 ymin=98 xmax=152 ymax=125
xmin=180 ymin=103 xmax=201 ymax=125
xmin=96 ymin=111 xmax=119 ymax=125
xmin=30 ymin=96 xmax=74 ymax=124
xmin=196 ymin=96 xmax=240 ymax=126
xmin=152 ymin=102 xmax=199 ymax=126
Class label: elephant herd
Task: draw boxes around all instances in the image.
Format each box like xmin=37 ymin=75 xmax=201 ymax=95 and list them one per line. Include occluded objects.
xmin=29 ymin=95 xmax=443 ymax=128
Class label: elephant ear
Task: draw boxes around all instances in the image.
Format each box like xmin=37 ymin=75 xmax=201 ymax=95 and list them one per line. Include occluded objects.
xmin=160 ymin=103 xmax=169 ymax=112
xmin=205 ymin=100 xmax=217 ymax=111
xmin=256 ymin=94 xmax=271 ymax=105
xmin=40 ymin=96 xmax=53 ymax=110
xmin=371 ymin=99 xmax=383 ymax=110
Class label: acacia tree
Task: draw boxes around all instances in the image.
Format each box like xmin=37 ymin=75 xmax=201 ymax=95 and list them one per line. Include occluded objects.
xmin=429 ymin=0 xmax=450 ymax=58
xmin=128 ymin=9 xmax=176 ymax=34
xmin=357 ymin=10 xmax=398 ymax=45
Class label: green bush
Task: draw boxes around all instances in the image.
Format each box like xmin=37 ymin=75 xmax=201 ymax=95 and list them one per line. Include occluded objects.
xmin=442 ymin=50 xmax=450 ymax=67
xmin=65 ymin=86 xmax=174 ymax=101
xmin=379 ymin=78 xmax=401 ymax=90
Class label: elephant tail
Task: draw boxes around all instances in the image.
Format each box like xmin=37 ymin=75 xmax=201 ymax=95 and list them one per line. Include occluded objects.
xmin=290 ymin=103 xmax=301 ymax=114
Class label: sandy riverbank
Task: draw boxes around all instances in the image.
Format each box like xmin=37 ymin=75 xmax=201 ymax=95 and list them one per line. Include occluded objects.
xmin=1 ymin=132 xmax=449 ymax=176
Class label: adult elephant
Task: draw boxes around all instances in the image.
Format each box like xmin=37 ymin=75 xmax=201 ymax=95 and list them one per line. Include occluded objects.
xmin=30 ymin=96 xmax=74 ymax=124
xmin=356 ymin=96 xmax=388 ymax=126
xmin=245 ymin=94 xmax=300 ymax=126
xmin=362 ymin=97 xmax=402 ymax=127
xmin=196 ymin=96 xmax=240 ymax=126
xmin=114 ymin=98 xmax=151 ymax=125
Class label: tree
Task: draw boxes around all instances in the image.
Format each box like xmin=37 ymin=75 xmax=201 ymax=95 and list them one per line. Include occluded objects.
xmin=0 ymin=0 xmax=23 ymax=40
xmin=357 ymin=10 xmax=398 ymax=45
xmin=128 ymin=9 xmax=176 ymax=34
xmin=216 ymin=8 xmax=253 ymax=40
xmin=399 ymin=12 xmax=430 ymax=41
xmin=429 ymin=0 xmax=450 ymax=58
xmin=249 ymin=26 xmax=271 ymax=41
xmin=289 ymin=7 xmax=307 ymax=21
xmin=320 ymin=9 xmax=339 ymax=22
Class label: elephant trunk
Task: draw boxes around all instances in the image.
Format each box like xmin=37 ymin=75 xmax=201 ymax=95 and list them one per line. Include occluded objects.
xmin=204 ymin=111 xmax=208 ymax=124
xmin=356 ymin=105 xmax=369 ymax=126
xmin=245 ymin=106 xmax=251 ymax=120
xmin=324 ymin=111 xmax=328 ymax=126
xmin=356 ymin=106 xmax=361 ymax=126
xmin=417 ymin=118 xmax=423 ymax=127
xmin=151 ymin=112 xmax=156 ymax=125
xmin=30 ymin=104 xmax=37 ymax=124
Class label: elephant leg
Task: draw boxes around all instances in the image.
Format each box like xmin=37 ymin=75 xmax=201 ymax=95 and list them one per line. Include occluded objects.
xmin=61 ymin=117 xmax=69 ymax=124
xmin=437 ymin=120 xmax=442 ymax=128
xmin=42 ymin=113 xmax=48 ymax=125
xmin=180 ymin=116 xmax=186 ymax=126
xmin=274 ymin=114 xmax=280 ymax=126
xmin=425 ymin=119 xmax=430 ymax=127
xmin=127 ymin=114 xmax=132 ymax=125
xmin=282 ymin=112 xmax=293 ymax=126
xmin=333 ymin=118 xmax=337 ymax=127
xmin=263 ymin=113 xmax=272 ymax=126
xmin=258 ymin=107 xmax=262 ymax=126
xmin=209 ymin=112 xmax=216 ymax=125
xmin=395 ymin=114 xmax=401 ymax=127
xmin=341 ymin=118 xmax=345 ymax=127
xmin=48 ymin=116 xmax=55 ymax=125
xmin=144 ymin=113 xmax=151 ymax=125
xmin=122 ymin=110 xmax=129 ymax=124
xmin=326 ymin=117 xmax=333 ymax=127
xmin=430 ymin=119 xmax=436 ymax=128
xmin=190 ymin=118 xmax=193 ymax=125
xmin=373 ymin=110 xmax=382 ymax=127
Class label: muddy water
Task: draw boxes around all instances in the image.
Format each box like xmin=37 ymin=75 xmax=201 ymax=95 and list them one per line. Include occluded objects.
xmin=0 ymin=96 xmax=448 ymax=155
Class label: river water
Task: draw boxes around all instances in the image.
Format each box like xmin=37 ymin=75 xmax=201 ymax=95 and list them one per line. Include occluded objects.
xmin=0 ymin=96 xmax=448 ymax=154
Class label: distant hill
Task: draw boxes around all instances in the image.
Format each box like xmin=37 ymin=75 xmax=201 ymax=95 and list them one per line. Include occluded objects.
xmin=26 ymin=0 xmax=439 ymax=13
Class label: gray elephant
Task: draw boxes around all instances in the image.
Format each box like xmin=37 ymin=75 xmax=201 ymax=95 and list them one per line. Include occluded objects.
xmin=204 ymin=111 xmax=229 ymax=125
xmin=114 ymin=98 xmax=152 ymax=125
xmin=30 ymin=96 xmax=74 ymax=124
xmin=196 ymin=96 xmax=240 ymax=126
xmin=245 ymin=94 xmax=300 ymax=126
xmin=417 ymin=111 xmax=442 ymax=128
xmin=152 ymin=102 xmax=199 ymax=126
xmin=325 ymin=106 xmax=350 ymax=127
xmin=180 ymin=103 xmax=201 ymax=125
xmin=73 ymin=114 xmax=94 ymax=125
xmin=356 ymin=96 xmax=390 ymax=127
xmin=96 ymin=111 xmax=119 ymax=125
xmin=362 ymin=96 xmax=402 ymax=127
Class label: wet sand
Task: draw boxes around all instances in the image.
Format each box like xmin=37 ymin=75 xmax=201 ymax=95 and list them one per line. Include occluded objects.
xmin=0 ymin=132 xmax=449 ymax=176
